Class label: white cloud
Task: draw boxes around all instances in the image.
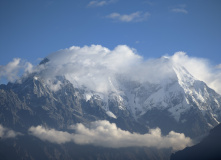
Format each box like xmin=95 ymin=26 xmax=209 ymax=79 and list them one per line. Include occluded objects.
xmin=87 ymin=0 xmax=116 ymax=7
xmin=29 ymin=120 xmax=192 ymax=150
xmin=107 ymin=11 xmax=150 ymax=22
xmin=0 ymin=124 xmax=22 ymax=138
xmin=0 ymin=58 xmax=33 ymax=83
xmin=29 ymin=125 xmax=74 ymax=144
xmin=0 ymin=58 xmax=21 ymax=82
xmin=39 ymin=45 xmax=142 ymax=92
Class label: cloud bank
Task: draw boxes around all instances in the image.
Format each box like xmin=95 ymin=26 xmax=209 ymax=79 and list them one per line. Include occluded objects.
xmin=29 ymin=120 xmax=192 ymax=150
xmin=0 ymin=124 xmax=21 ymax=138
xmin=107 ymin=11 xmax=150 ymax=22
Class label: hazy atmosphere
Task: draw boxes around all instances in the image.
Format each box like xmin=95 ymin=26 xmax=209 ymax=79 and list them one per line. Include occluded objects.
xmin=1 ymin=0 xmax=221 ymax=160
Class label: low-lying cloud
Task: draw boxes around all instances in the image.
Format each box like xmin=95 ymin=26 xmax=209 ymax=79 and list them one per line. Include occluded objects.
xmin=29 ymin=120 xmax=192 ymax=150
xmin=0 ymin=124 xmax=22 ymax=138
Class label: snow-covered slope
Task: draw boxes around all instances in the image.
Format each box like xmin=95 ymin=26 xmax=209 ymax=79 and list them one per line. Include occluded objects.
xmin=67 ymin=57 xmax=221 ymax=137
xmin=77 ymin=57 xmax=221 ymax=124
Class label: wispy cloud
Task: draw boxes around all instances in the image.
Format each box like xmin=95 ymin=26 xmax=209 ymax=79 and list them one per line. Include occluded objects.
xmin=170 ymin=4 xmax=188 ymax=14
xmin=107 ymin=11 xmax=150 ymax=22
xmin=87 ymin=0 xmax=117 ymax=7
xmin=143 ymin=0 xmax=154 ymax=6
xmin=29 ymin=120 xmax=192 ymax=150
xmin=0 ymin=124 xmax=22 ymax=138
xmin=171 ymin=8 xmax=188 ymax=14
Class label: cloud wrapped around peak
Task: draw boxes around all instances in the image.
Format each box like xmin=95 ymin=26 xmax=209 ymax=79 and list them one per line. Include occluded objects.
xmin=2 ymin=44 xmax=221 ymax=95
xmin=41 ymin=44 xmax=221 ymax=95
xmin=41 ymin=45 xmax=142 ymax=92
xmin=29 ymin=120 xmax=192 ymax=150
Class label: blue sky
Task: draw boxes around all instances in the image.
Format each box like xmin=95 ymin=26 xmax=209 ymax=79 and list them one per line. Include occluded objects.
xmin=0 ymin=0 xmax=221 ymax=66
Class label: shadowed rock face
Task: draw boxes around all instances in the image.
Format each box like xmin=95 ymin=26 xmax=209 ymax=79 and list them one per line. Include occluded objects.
xmin=170 ymin=123 xmax=221 ymax=160
xmin=0 ymin=135 xmax=172 ymax=160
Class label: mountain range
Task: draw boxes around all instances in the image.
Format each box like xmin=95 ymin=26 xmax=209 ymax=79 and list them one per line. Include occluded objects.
xmin=0 ymin=55 xmax=221 ymax=160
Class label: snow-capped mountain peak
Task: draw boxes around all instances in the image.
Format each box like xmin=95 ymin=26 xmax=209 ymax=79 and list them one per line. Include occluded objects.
xmin=6 ymin=55 xmax=221 ymax=138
